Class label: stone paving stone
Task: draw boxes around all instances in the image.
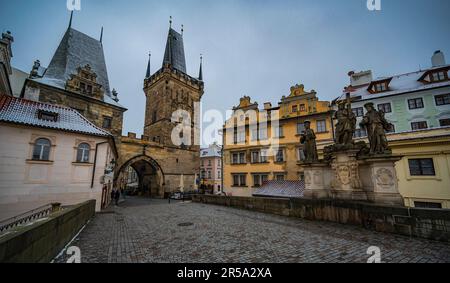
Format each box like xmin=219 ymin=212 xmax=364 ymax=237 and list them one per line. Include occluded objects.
xmin=54 ymin=197 xmax=450 ymax=263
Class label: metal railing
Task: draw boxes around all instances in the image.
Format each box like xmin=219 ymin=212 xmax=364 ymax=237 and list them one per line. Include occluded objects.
xmin=0 ymin=203 xmax=61 ymax=233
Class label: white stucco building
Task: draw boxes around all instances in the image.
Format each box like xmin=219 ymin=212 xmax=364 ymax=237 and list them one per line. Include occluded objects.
xmin=0 ymin=95 xmax=117 ymax=220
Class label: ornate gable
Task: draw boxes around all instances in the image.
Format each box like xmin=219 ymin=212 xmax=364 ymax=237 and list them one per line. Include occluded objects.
xmin=65 ymin=64 xmax=104 ymax=100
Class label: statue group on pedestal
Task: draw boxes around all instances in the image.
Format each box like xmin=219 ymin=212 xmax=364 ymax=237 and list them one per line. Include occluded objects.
xmin=300 ymin=97 xmax=393 ymax=162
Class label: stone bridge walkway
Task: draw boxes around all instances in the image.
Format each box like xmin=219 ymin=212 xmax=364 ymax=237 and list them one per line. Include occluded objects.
xmin=55 ymin=197 xmax=450 ymax=263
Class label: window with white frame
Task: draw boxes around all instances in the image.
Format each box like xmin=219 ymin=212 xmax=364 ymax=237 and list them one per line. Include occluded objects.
xmin=76 ymin=143 xmax=91 ymax=163
xmin=273 ymin=125 xmax=284 ymax=138
xmin=316 ymin=120 xmax=327 ymax=133
xmin=237 ymin=127 xmax=246 ymax=143
xmin=253 ymin=174 xmax=269 ymax=187
xmin=259 ymin=126 xmax=268 ymax=140
xmin=232 ymin=174 xmax=247 ymax=187
xmin=275 ymin=149 xmax=285 ymax=163
xmin=32 ymin=138 xmax=51 ymax=161
xmin=408 ymin=98 xmax=424 ymax=110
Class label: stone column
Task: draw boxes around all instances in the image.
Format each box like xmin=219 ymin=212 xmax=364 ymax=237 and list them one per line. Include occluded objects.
xmin=359 ymin=156 xmax=404 ymax=206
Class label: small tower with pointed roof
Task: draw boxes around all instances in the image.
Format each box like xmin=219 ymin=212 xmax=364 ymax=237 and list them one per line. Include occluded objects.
xmin=143 ymin=19 xmax=204 ymax=149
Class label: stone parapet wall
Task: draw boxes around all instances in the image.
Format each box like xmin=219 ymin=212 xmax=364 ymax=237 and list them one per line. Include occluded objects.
xmin=0 ymin=200 xmax=96 ymax=263
xmin=192 ymin=195 xmax=450 ymax=242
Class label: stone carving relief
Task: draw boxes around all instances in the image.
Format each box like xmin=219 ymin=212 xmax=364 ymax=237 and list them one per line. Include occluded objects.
xmin=375 ymin=168 xmax=395 ymax=190
xmin=331 ymin=160 xmax=362 ymax=190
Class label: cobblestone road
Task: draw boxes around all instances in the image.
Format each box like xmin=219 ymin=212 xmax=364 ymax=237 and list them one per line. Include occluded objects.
xmin=55 ymin=197 xmax=450 ymax=263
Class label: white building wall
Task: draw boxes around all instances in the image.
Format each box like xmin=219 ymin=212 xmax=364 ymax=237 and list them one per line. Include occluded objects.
xmin=0 ymin=124 xmax=114 ymax=220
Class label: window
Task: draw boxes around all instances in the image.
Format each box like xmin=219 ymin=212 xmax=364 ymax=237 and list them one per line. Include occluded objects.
xmin=232 ymin=152 xmax=246 ymax=164
xmin=86 ymin=85 xmax=93 ymax=95
xmin=200 ymin=170 xmax=206 ymax=179
xmin=251 ymin=151 xmax=260 ymax=163
xmin=352 ymin=107 xmax=364 ymax=117
xmin=354 ymin=128 xmax=368 ymax=138
xmin=411 ymin=121 xmax=428 ymax=131
xmin=275 ymin=174 xmax=285 ymax=181
xmin=260 ymin=149 xmax=268 ymax=163
xmin=76 ymin=143 xmax=91 ymax=163
xmin=275 ymin=149 xmax=284 ymax=163
xmin=218 ymin=171 xmax=221 ymax=179
xmin=408 ymin=98 xmax=424 ymax=110
xmin=32 ymin=138 xmax=51 ymax=161
xmin=237 ymin=127 xmax=246 ymax=143
xmin=374 ymin=83 xmax=387 ymax=92
xmin=251 ymin=128 xmax=258 ymax=141
xmin=431 ymin=71 xmax=447 ymax=82
xmin=435 ymin=94 xmax=450 ymax=106
xmin=208 ymin=160 xmax=212 ymax=166
xmin=408 ymin=159 xmax=435 ymax=176
xmin=207 ymin=171 xmax=212 ymax=179
xmin=259 ymin=126 xmax=268 ymax=140
xmin=232 ymin=174 xmax=247 ymax=187
xmin=152 ymin=111 xmax=157 ymax=123
xmin=37 ymin=110 xmax=58 ymax=122
xmin=300 ymin=104 xmax=306 ymax=112
xmin=273 ymin=125 xmax=284 ymax=138
xmin=103 ymin=116 xmax=112 ymax=129
xmin=253 ymin=174 xmax=269 ymax=187
xmin=316 ymin=120 xmax=327 ymax=133
xmin=292 ymin=105 xmax=298 ymax=113
xmin=377 ymin=103 xmax=392 ymax=113
xmin=439 ymin=119 xmax=450 ymax=127
xmin=414 ymin=202 xmax=442 ymax=209
xmin=297 ymin=123 xmax=305 ymax=135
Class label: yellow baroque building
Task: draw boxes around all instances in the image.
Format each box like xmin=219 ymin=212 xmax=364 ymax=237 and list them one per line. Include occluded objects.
xmin=387 ymin=128 xmax=450 ymax=208
xmin=223 ymin=84 xmax=333 ymax=197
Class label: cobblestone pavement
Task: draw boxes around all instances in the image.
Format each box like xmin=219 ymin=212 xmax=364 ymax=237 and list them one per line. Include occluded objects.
xmin=55 ymin=197 xmax=450 ymax=263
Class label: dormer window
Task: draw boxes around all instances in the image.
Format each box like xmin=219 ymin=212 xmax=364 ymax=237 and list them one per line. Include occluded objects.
xmin=431 ymin=71 xmax=447 ymax=82
xmin=418 ymin=67 xmax=449 ymax=84
xmin=368 ymin=78 xmax=392 ymax=94
xmin=374 ymin=83 xmax=387 ymax=92
xmin=37 ymin=110 xmax=58 ymax=122
xmin=292 ymin=105 xmax=298 ymax=113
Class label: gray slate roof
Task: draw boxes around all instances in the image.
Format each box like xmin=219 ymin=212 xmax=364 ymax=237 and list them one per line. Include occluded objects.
xmin=253 ymin=181 xmax=305 ymax=198
xmin=31 ymin=28 xmax=124 ymax=109
xmin=0 ymin=95 xmax=111 ymax=137
xmin=163 ymin=28 xmax=187 ymax=74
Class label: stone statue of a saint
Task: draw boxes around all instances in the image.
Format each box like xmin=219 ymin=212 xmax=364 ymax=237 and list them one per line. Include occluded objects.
xmin=334 ymin=102 xmax=356 ymax=146
xmin=360 ymin=103 xmax=392 ymax=155
xmin=300 ymin=121 xmax=318 ymax=162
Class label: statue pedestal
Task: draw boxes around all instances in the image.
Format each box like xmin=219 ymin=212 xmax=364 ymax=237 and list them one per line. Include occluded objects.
xmin=302 ymin=162 xmax=331 ymax=199
xmin=359 ymin=155 xmax=404 ymax=206
xmin=328 ymin=150 xmax=368 ymax=202
xmin=300 ymin=150 xmax=405 ymax=206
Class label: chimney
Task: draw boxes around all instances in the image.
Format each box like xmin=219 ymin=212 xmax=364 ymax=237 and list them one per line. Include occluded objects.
xmin=264 ymin=102 xmax=272 ymax=110
xmin=432 ymin=50 xmax=446 ymax=67
xmin=349 ymin=70 xmax=373 ymax=87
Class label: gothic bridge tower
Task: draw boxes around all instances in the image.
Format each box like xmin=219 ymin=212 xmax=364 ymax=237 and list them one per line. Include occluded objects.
xmin=143 ymin=24 xmax=204 ymax=150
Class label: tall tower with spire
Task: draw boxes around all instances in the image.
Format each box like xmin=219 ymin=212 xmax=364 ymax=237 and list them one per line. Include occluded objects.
xmin=143 ymin=21 xmax=204 ymax=149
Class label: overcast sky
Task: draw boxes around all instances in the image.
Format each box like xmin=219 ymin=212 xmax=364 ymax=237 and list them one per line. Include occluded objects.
xmin=1 ymin=0 xmax=449 ymax=145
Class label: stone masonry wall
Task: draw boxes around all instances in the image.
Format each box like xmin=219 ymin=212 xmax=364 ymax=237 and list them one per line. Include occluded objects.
xmin=0 ymin=200 xmax=96 ymax=263
xmin=192 ymin=195 xmax=450 ymax=242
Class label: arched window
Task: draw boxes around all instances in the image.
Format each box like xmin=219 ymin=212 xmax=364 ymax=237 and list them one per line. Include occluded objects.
xmin=77 ymin=143 xmax=91 ymax=163
xmin=32 ymin=138 xmax=51 ymax=161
